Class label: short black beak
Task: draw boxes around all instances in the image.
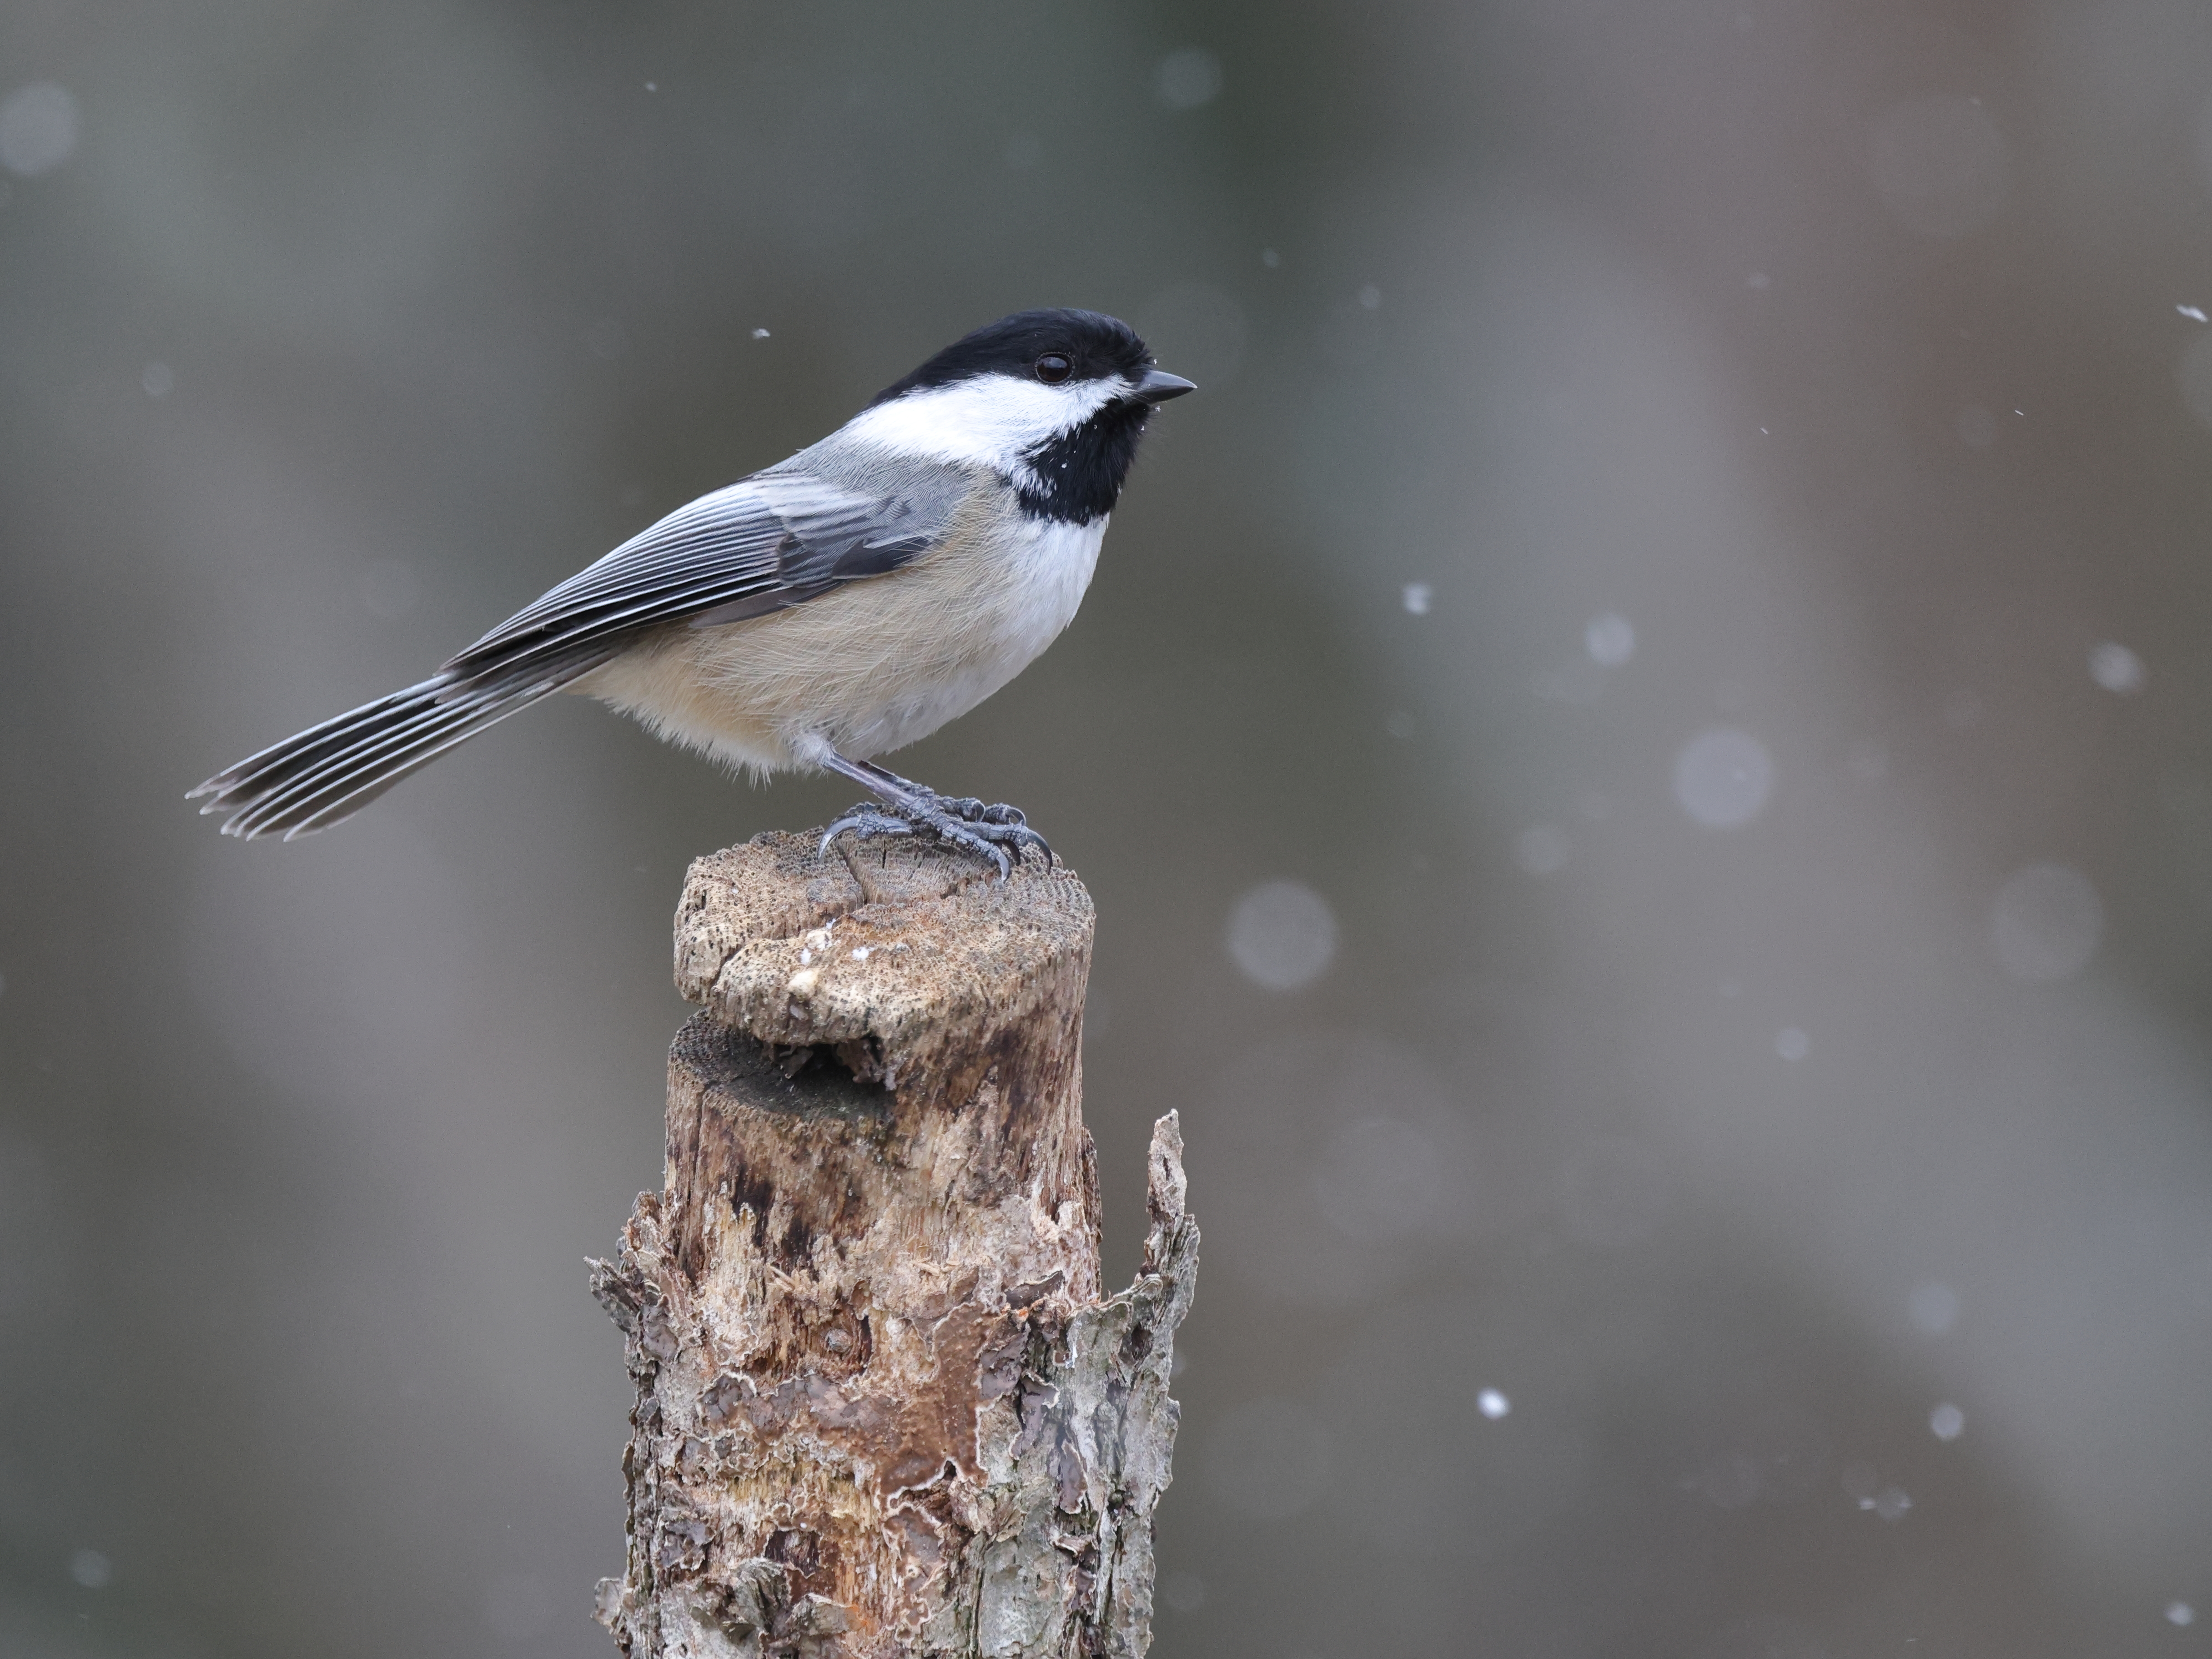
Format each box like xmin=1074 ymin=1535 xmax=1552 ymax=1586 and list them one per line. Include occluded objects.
xmin=1131 ymin=367 xmax=1197 ymax=404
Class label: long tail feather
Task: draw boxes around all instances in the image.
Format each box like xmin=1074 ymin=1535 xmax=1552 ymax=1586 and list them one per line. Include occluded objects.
xmin=190 ymin=651 xmax=610 ymax=840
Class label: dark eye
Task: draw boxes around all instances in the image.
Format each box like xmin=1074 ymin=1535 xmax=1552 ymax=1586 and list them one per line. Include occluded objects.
xmin=1034 ymin=353 xmax=1072 ymax=385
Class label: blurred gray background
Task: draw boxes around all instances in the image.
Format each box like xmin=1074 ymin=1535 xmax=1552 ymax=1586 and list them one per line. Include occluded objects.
xmin=5 ymin=0 xmax=2212 ymax=1654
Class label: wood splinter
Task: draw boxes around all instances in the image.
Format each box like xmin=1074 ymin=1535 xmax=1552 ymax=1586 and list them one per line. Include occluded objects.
xmin=589 ymin=831 xmax=1198 ymax=1659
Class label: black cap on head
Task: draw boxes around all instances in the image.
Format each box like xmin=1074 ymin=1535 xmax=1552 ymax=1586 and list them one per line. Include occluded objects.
xmin=872 ymin=308 xmax=1154 ymax=404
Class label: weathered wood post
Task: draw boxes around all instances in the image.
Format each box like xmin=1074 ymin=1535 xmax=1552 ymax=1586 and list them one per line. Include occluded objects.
xmin=590 ymin=832 xmax=1197 ymax=1659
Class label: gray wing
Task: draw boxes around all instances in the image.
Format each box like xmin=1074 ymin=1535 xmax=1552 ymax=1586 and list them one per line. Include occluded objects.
xmin=445 ymin=463 xmax=966 ymax=678
xmin=187 ymin=461 xmax=967 ymax=841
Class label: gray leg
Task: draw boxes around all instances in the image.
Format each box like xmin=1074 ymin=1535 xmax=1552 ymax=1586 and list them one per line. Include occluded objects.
xmin=817 ymin=751 xmax=1051 ymax=879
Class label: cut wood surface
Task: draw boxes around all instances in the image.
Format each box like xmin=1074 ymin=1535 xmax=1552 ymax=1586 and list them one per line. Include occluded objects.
xmin=591 ymin=833 xmax=1197 ymax=1659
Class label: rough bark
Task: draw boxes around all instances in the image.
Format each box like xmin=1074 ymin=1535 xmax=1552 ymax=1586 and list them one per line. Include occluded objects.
xmin=590 ymin=833 xmax=1198 ymax=1659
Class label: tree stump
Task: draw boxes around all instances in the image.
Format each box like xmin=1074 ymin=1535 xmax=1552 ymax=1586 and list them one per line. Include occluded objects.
xmin=590 ymin=832 xmax=1198 ymax=1659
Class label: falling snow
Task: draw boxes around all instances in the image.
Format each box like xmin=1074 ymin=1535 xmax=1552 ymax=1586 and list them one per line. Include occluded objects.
xmin=1861 ymin=1487 xmax=1912 ymax=1521
xmin=1478 ymin=1388 xmax=1511 ymax=1419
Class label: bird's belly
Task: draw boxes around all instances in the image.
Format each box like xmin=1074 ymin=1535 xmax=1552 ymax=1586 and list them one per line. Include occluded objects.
xmin=576 ymin=514 xmax=1106 ymax=772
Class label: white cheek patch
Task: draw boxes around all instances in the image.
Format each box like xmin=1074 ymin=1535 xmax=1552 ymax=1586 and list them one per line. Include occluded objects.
xmin=840 ymin=375 xmax=1125 ymax=477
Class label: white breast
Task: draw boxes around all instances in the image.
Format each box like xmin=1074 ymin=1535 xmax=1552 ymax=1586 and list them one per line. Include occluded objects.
xmin=990 ymin=513 xmax=1108 ymax=670
xmin=826 ymin=511 xmax=1106 ymax=758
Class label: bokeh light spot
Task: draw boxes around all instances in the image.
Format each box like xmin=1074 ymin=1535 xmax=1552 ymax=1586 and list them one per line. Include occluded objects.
xmin=1227 ymin=880 xmax=1336 ymax=990
xmin=1584 ymin=612 xmax=1635 ymax=666
xmin=2088 ymin=641 xmax=2146 ymax=695
xmin=0 ymin=83 xmax=79 ymax=177
xmin=1674 ymin=728 xmax=1774 ymax=829
xmin=1155 ymin=49 xmax=1221 ymax=110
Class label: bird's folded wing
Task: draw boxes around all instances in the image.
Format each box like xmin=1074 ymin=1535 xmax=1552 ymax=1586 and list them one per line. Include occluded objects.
xmin=444 ymin=466 xmax=961 ymax=677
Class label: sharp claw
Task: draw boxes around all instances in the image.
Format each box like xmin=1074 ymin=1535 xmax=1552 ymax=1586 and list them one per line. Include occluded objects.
xmin=986 ymin=815 xmax=1050 ymax=856
xmin=938 ymin=818 xmax=1013 ymax=879
xmin=822 ymin=804 xmax=914 ymax=856
xmin=818 ymin=780 xmax=1049 ymax=878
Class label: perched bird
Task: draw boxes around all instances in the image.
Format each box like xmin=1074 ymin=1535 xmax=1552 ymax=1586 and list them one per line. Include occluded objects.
xmin=190 ymin=309 xmax=1193 ymax=873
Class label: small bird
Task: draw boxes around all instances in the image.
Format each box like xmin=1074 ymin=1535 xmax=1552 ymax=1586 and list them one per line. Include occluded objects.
xmin=190 ymin=309 xmax=1193 ymax=873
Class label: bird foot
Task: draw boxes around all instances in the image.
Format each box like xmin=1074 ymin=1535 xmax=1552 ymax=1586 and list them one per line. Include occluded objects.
xmin=820 ymin=792 xmax=1051 ymax=880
